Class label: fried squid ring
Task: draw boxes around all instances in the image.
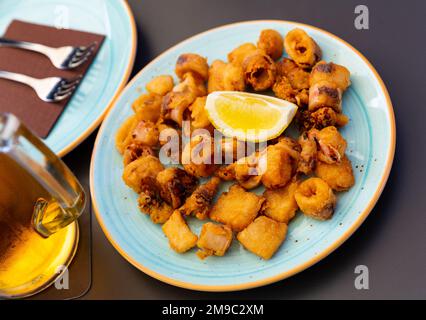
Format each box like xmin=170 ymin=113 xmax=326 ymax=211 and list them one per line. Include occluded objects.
xmin=145 ymin=75 xmax=174 ymax=96
xmin=294 ymin=177 xmax=336 ymax=220
xmin=257 ymin=29 xmax=284 ymax=60
xmin=243 ymin=52 xmax=277 ymax=91
xmin=175 ymin=53 xmax=209 ymax=81
xmin=308 ymin=80 xmax=342 ymax=113
xmin=227 ymin=42 xmax=258 ymax=66
xmin=284 ymin=28 xmax=322 ymax=68
xmin=310 ymin=61 xmax=351 ymax=91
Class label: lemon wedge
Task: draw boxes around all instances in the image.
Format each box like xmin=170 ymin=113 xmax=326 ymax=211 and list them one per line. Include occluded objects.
xmin=205 ymin=91 xmax=298 ymax=142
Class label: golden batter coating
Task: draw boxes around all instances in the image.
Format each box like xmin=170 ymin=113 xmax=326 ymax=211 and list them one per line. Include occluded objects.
xmin=272 ymin=75 xmax=297 ymax=103
xmin=294 ymin=177 xmax=336 ymax=220
xmin=197 ymin=222 xmax=233 ymax=259
xmin=146 ymin=75 xmax=174 ymax=96
xmin=257 ymin=29 xmax=284 ymax=60
xmin=162 ymin=210 xmax=198 ymax=253
xmin=181 ymin=134 xmax=217 ymax=178
xmin=276 ymin=58 xmax=310 ymax=90
xmin=123 ymin=144 xmax=155 ymax=166
xmin=130 ymin=120 xmax=160 ymax=147
xmin=207 ymin=59 xmax=226 ymax=93
xmin=315 ymin=155 xmax=355 ymax=191
xmin=175 ymin=53 xmax=209 ymax=81
xmin=178 ymin=177 xmax=221 ymax=220
xmin=156 ymin=167 xmax=198 ymax=209
xmin=138 ymin=177 xmax=173 ymax=224
xmin=296 ymin=107 xmax=349 ymax=131
xmin=132 ymin=92 xmax=163 ymax=123
xmin=297 ymin=132 xmax=317 ymax=175
xmin=122 ymin=155 xmax=164 ymax=193
xmin=309 ymin=126 xmax=347 ymax=164
xmin=309 ymin=80 xmax=342 ymax=113
xmin=223 ymin=62 xmax=245 ymax=91
xmin=237 ymin=216 xmax=287 ymax=260
xmin=116 ymin=115 xmax=139 ymax=154
xmin=262 ymin=180 xmax=299 ymax=223
xmin=310 ymin=61 xmax=351 ymax=91
xmin=259 ymin=144 xmax=294 ymax=189
xmin=227 ymin=42 xmax=258 ymax=66
xmin=243 ymin=51 xmax=277 ymax=91
xmin=284 ymin=28 xmax=322 ymax=68
xmin=189 ymin=96 xmax=211 ymax=130
xmin=210 ymin=184 xmax=265 ymax=231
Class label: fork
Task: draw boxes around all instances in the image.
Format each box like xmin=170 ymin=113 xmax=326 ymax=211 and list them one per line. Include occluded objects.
xmin=0 ymin=70 xmax=81 ymax=102
xmin=0 ymin=38 xmax=96 ymax=70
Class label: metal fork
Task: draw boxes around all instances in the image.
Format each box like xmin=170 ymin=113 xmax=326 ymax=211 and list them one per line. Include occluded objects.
xmin=0 ymin=38 xmax=96 ymax=70
xmin=0 ymin=70 xmax=81 ymax=102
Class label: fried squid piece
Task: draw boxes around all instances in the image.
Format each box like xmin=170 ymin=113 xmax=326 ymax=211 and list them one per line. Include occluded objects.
xmin=276 ymin=58 xmax=310 ymax=90
xmin=296 ymin=107 xmax=349 ymax=131
xmin=284 ymin=28 xmax=321 ymax=68
xmin=162 ymin=211 xmax=198 ymax=253
xmin=218 ymin=151 xmax=263 ymax=190
xmin=227 ymin=42 xmax=258 ymax=66
xmin=259 ymin=142 xmax=296 ymax=189
xmin=243 ymin=51 xmax=277 ymax=91
xmin=138 ymin=177 xmax=173 ymax=224
xmin=294 ymin=177 xmax=336 ymax=220
xmin=315 ymin=155 xmax=355 ymax=191
xmin=297 ymin=132 xmax=317 ymax=175
xmin=116 ymin=115 xmax=138 ymax=154
xmin=181 ymin=134 xmax=217 ymax=178
xmin=130 ymin=120 xmax=160 ymax=147
xmin=237 ymin=216 xmax=287 ymax=260
xmin=146 ymin=75 xmax=174 ymax=96
xmin=132 ymin=92 xmax=162 ymax=122
xmin=122 ymin=155 xmax=164 ymax=193
xmin=123 ymin=144 xmax=155 ymax=166
xmin=223 ymin=62 xmax=245 ymax=91
xmin=308 ymin=80 xmax=342 ymax=113
xmin=261 ymin=180 xmax=299 ymax=224
xmin=257 ymin=29 xmax=284 ymax=60
xmin=220 ymin=137 xmax=246 ymax=163
xmin=175 ymin=53 xmax=209 ymax=81
xmin=196 ymin=222 xmax=233 ymax=259
xmin=310 ymin=61 xmax=351 ymax=91
xmin=178 ymin=177 xmax=221 ymax=220
xmin=207 ymin=59 xmax=226 ymax=93
xmin=162 ymin=73 xmax=206 ymax=126
xmin=210 ymin=184 xmax=265 ymax=232
xmin=189 ymin=96 xmax=211 ymax=130
xmin=309 ymin=126 xmax=347 ymax=164
xmin=272 ymin=75 xmax=297 ymax=103
xmin=156 ymin=167 xmax=198 ymax=209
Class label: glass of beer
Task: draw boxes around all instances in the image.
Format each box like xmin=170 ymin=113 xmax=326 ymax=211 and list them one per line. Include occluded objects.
xmin=0 ymin=113 xmax=86 ymax=298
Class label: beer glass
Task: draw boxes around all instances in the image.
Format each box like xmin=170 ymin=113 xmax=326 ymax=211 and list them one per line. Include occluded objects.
xmin=0 ymin=113 xmax=86 ymax=298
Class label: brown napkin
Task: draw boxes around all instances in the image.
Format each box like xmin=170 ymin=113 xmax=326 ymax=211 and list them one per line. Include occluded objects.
xmin=0 ymin=20 xmax=105 ymax=138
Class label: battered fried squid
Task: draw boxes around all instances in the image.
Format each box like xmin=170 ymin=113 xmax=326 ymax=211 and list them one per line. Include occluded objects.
xmin=315 ymin=155 xmax=355 ymax=191
xmin=242 ymin=51 xmax=277 ymax=91
xmin=156 ymin=167 xmax=198 ymax=209
xmin=181 ymin=134 xmax=217 ymax=178
xmin=178 ymin=177 xmax=221 ymax=220
xmin=294 ymin=177 xmax=336 ymax=220
xmin=138 ymin=177 xmax=173 ymax=224
xmin=308 ymin=126 xmax=347 ymax=164
xmin=310 ymin=61 xmax=351 ymax=91
xmin=284 ymin=28 xmax=322 ymax=68
xmin=175 ymin=53 xmax=209 ymax=81
xmin=257 ymin=29 xmax=284 ymax=60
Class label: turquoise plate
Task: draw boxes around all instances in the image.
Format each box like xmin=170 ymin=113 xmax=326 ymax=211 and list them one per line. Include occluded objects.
xmin=0 ymin=0 xmax=136 ymax=156
xmin=91 ymin=21 xmax=395 ymax=291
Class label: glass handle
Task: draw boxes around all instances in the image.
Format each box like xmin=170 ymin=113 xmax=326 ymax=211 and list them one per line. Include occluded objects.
xmin=1 ymin=113 xmax=86 ymax=237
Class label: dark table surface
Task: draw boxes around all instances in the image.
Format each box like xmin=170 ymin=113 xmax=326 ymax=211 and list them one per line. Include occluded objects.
xmin=62 ymin=0 xmax=426 ymax=299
